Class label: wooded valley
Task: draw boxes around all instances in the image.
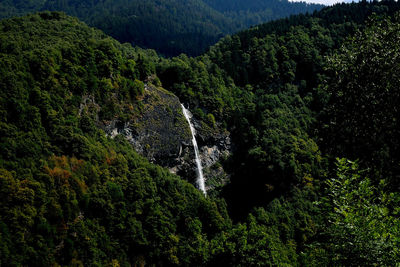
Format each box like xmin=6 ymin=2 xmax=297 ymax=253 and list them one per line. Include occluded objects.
xmin=1 ymin=0 xmax=400 ymax=266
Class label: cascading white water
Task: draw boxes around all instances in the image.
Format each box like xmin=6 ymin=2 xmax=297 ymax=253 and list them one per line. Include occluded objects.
xmin=181 ymin=104 xmax=206 ymax=195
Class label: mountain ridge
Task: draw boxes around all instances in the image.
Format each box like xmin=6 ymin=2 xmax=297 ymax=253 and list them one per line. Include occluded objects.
xmin=0 ymin=0 xmax=323 ymax=56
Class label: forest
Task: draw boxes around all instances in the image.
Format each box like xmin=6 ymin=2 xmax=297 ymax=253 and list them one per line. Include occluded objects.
xmin=0 ymin=0 xmax=323 ymax=56
xmin=1 ymin=0 xmax=400 ymax=266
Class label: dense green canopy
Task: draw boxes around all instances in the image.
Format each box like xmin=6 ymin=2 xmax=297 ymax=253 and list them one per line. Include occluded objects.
xmin=0 ymin=0 xmax=323 ymax=56
xmin=2 ymin=0 xmax=400 ymax=265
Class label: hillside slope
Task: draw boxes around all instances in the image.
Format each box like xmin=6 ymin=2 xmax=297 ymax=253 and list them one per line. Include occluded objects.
xmin=2 ymin=1 xmax=400 ymax=265
xmin=0 ymin=12 xmax=230 ymax=265
xmin=0 ymin=0 xmax=323 ymax=56
xmin=156 ymin=1 xmax=400 ymax=214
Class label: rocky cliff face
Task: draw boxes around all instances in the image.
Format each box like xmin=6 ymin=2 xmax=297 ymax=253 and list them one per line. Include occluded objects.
xmin=82 ymin=83 xmax=231 ymax=191
xmin=193 ymin=117 xmax=232 ymax=192
xmin=79 ymin=84 xmax=231 ymax=191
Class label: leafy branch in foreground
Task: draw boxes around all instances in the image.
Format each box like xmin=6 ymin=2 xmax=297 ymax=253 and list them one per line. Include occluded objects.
xmin=307 ymin=158 xmax=400 ymax=266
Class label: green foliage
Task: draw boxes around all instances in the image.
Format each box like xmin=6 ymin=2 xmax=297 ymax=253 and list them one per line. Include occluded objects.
xmin=156 ymin=3 xmax=400 ymax=265
xmin=0 ymin=0 xmax=323 ymax=56
xmin=306 ymin=159 xmax=400 ymax=265
xmin=323 ymin=14 xmax=400 ymax=186
xmin=156 ymin=0 xmax=400 ymax=220
xmin=2 ymin=1 xmax=400 ymax=265
xmin=0 ymin=11 xmax=327 ymax=266
xmin=0 ymin=13 xmax=232 ymax=266
xmin=157 ymin=54 xmax=236 ymax=122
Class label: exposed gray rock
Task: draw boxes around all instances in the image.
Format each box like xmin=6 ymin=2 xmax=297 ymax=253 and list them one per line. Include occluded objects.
xmin=81 ymin=84 xmax=232 ymax=190
xmin=103 ymin=84 xmax=193 ymax=167
xmin=79 ymin=95 xmax=100 ymax=120
xmin=198 ymin=133 xmax=232 ymax=191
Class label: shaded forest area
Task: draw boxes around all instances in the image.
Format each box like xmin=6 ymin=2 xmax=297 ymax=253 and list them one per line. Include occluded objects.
xmin=0 ymin=0 xmax=323 ymax=56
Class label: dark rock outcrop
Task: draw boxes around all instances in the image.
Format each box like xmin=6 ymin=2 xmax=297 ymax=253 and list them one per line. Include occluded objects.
xmin=193 ymin=119 xmax=232 ymax=192
xmin=84 ymin=83 xmax=232 ymax=190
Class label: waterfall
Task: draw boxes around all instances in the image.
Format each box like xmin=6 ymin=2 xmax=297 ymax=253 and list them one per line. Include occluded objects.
xmin=181 ymin=104 xmax=206 ymax=195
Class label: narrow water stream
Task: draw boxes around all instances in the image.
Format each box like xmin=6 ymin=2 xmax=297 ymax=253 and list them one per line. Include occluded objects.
xmin=181 ymin=104 xmax=206 ymax=195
